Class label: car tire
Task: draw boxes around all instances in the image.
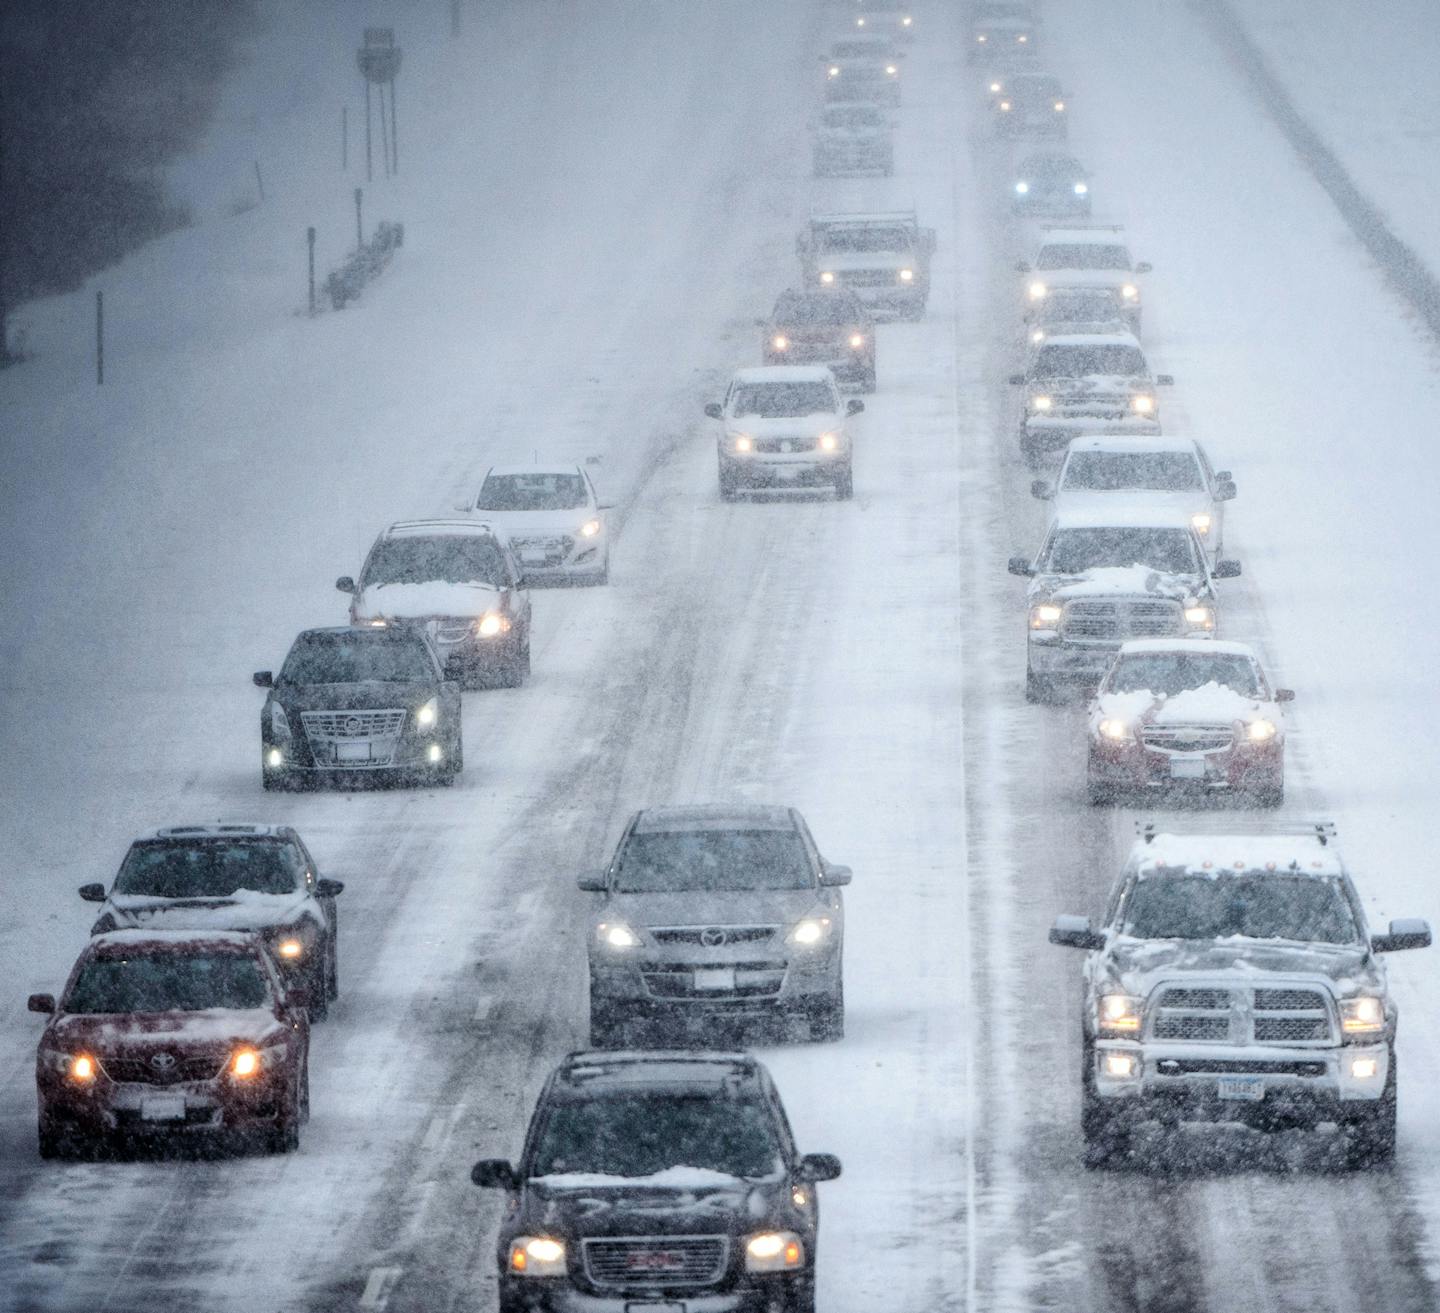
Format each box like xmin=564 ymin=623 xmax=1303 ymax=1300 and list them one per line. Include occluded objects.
xmin=860 ymin=367 xmax=877 ymax=394
xmin=591 ymin=559 xmax=610 ymax=587
xmin=305 ymin=957 xmax=329 ymax=1021
xmin=719 ymin=459 xmax=742 ymax=502
xmin=1081 ymin=1045 xmax=1130 ymax=1169
xmin=267 ymin=1085 xmax=303 ymax=1154
xmin=1025 ymin=668 xmax=1058 ymax=705
xmin=495 ymin=634 xmax=530 ymax=689
xmin=807 ymin=979 xmax=845 ymax=1042
xmin=327 ymin=925 xmax=340 ymax=1001
xmin=833 ymin=466 xmax=854 ymax=501
xmin=589 ymin=999 xmax=627 ymax=1049
xmin=300 ymin=1062 xmax=312 ymax=1124
xmin=1020 ymin=433 xmax=1044 ymax=469
xmin=37 ymin=1114 xmax=66 ymax=1160
xmin=1346 ymin=1050 xmax=1397 ymax=1170
xmin=786 ymin=1275 xmax=817 ymax=1313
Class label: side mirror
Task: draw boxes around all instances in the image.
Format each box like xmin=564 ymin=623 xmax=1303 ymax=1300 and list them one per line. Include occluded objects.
xmin=1049 ymin=914 xmax=1104 ymax=950
xmin=1156 ymin=374 xmax=1175 ymax=386
xmin=1216 ymin=480 xmax=1237 ymax=501
xmin=253 ymin=671 xmax=274 ymax=688
xmin=795 ymin=1152 xmax=842 ymax=1183
xmin=1214 ymin=559 xmax=1242 ymax=579
xmin=577 ymin=870 xmax=608 ymax=893
xmin=1215 ymin=470 xmax=1232 ymax=482
xmin=819 ymin=863 xmax=852 ymax=887
xmin=472 ymin=1158 xmax=520 ymax=1190
xmin=335 ymin=576 xmax=356 ymax=594
xmin=1274 ymin=689 xmax=1296 ymax=704
xmin=1015 ymin=260 xmax=1031 ymax=273
xmin=1135 ymin=261 xmax=1153 ymax=274
xmin=316 ymin=878 xmax=345 ymax=898
xmin=1007 ymin=556 xmax=1035 ymax=577
xmin=1007 ymin=374 xmax=1026 ymax=386
xmin=846 ymin=399 xmax=865 ymax=415
xmin=1372 ymin=918 xmax=1432 ymax=953
xmin=1030 ymin=480 xmax=1053 ymax=500
xmin=27 ymin=994 xmax=56 ymax=1014
xmin=78 ymin=883 xmax=106 ymax=903
xmin=704 ymin=403 xmax=724 ymax=420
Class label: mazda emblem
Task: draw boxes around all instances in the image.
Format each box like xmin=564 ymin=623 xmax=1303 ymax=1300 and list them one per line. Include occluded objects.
xmin=150 ymin=1052 xmax=177 ymax=1071
xmin=700 ymin=928 xmax=727 ymax=948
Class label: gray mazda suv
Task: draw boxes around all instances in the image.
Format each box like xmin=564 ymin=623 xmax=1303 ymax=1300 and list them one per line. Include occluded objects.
xmin=581 ymin=806 xmax=850 ymax=1045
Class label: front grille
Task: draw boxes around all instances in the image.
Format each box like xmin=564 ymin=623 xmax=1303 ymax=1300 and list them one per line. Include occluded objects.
xmin=1254 ymin=1017 xmax=1330 ymax=1042
xmin=1061 ymin=598 xmax=1183 ymax=642
xmin=1148 ymin=984 xmax=1335 ymax=1045
xmin=1254 ymin=989 xmax=1323 ymax=1010
xmin=1153 ymin=1014 xmax=1229 ymax=1041
xmin=583 ymin=1236 xmax=728 ymax=1288
xmin=650 ymin=926 xmax=778 ymax=946
xmin=752 ymin=437 xmax=815 ymax=454
xmin=1141 ymin=726 xmax=1235 ymax=754
xmin=1155 ymin=1058 xmax=1327 ymax=1078
xmin=510 ymin=535 xmax=575 ymax=567
xmin=640 ymin=961 xmax=786 ymax=1000
xmin=301 ymin=709 xmax=406 ymax=738
xmin=100 ymin=1055 xmax=227 ymax=1085
xmin=836 ymin=268 xmax=902 ymax=288
xmin=1159 ymin=988 xmax=1229 ymax=1010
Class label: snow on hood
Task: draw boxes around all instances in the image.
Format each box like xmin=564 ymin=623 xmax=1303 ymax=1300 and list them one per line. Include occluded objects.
xmin=1104 ymin=935 xmax=1377 ymax=997
xmin=51 ymin=1006 xmax=285 ymax=1049
xmin=1091 ymin=681 xmax=1275 ymax=729
xmin=533 ymin=1166 xmax=752 ymax=1191
xmin=103 ymin=888 xmax=309 ymax=932
xmin=353 ymin=579 xmax=500 ymax=621
xmin=727 ymin=414 xmax=843 ymax=439
xmin=1055 ymin=490 xmax=1207 ymax=522
xmin=1031 ymin=564 xmax=1204 ymax=603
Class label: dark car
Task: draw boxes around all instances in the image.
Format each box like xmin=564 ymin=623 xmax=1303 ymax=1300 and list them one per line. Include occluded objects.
xmin=995 ymin=73 xmax=1066 ymax=137
xmin=581 ymin=805 xmax=849 ymax=1044
xmin=761 ymin=290 xmax=875 ymax=392
xmin=255 ymin=625 xmax=462 ymax=790
xmin=1012 ymin=151 xmax=1090 ymax=217
xmin=78 ymin=824 xmax=344 ymax=1019
xmin=29 ymin=929 xmax=310 ymax=1158
xmin=472 ymin=1051 xmax=842 ymax=1313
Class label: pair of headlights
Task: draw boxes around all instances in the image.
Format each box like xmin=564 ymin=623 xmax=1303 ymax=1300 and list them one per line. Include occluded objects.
xmin=1095 ymin=993 xmax=1384 ymax=1039
xmin=507 ymin=1232 xmax=804 ymax=1278
xmin=1095 ymin=714 xmax=1274 ymax=743
xmin=48 ymin=1045 xmax=277 ymax=1082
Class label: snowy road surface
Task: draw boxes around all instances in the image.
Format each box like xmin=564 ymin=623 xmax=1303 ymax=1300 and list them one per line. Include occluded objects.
xmin=3 ymin=1 xmax=1440 ymax=1311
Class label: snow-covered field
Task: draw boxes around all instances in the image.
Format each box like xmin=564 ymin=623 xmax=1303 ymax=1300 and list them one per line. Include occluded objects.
xmin=4 ymin=1 xmax=1440 ymax=1310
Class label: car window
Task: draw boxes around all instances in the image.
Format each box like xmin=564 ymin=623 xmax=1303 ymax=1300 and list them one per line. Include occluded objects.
xmin=819 ymin=226 xmax=911 ymax=253
xmin=1122 ymin=875 xmax=1360 ymax=945
xmin=1033 ymin=345 xmax=1147 ymax=377
xmin=614 ymin=829 xmax=813 ymax=893
xmin=1105 ymin=652 xmax=1264 ymax=698
xmin=475 ymin=474 xmax=587 ymax=512
xmin=362 ymin=535 xmax=507 ymax=588
xmin=531 ymin=1094 xmax=784 ymax=1179
xmin=775 ymin=295 xmax=861 ymax=326
xmin=281 ymin=632 xmax=434 ymax=684
xmin=731 ymin=383 xmax=836 ymax=418
xmin=114 ymin=839 xmax=304 ymax=898
xmin=65 ymin=952 xmax=272 ymax=1013
xmin=1041 ymin=527 xmax=1200 ymax=575
xmin=1036 ymin=244 xmax=1131 ymax=271
xmin=1061 ymin=451 xmax=1203 ymax=492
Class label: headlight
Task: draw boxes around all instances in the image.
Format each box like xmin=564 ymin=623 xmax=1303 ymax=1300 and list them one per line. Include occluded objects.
xmin=1247 ymin=718 xmax=1278 ymax=742
xmin=903 ymin=15 xmax=913 ymax=26
xmin=828 ymin=66 xmax=840 ymax=77
xmin=231 ymin=1047 xmax=262 ymax=1079
xmin=1183 ymin=605 xmax=1215 ymax=630
xmin=1015 ymin=181 xmax=1030 ymax=194
xmin=416 ymin=696 xmax=438 ymax=728
xmin=849 ymin=333 xmax=865 ymax=348
xmin=1016 ymin=33 xmax=1029 ymax=43
xmin=1121 ymin=283 xmax=1139 ymax=300
xmin=789 ymin=917 xmax=832 ymax=946
xmin=898 ymin=269 xmax=914 ymax=283
xmin=818 ymin=432 xmax=840 ymax=452
xmin=508 ymin=1237 xmax=567 ymax=1277
xmin=1097 ymin=994 xmax=1142 ymax=1036
xmin=47 ymin=1052 xmax=96 ymax=1081
xmin=1191 ymin=512 xmax=1212 ymax=536
xmin=476 ymin=613 xmax=510 ymax=638
xmin=772 ymin=334 xmax=788 ymax=351
xmin=266 ymin=747 xmax=285 ymax=769
xmin=1028 ymin=280 xmax=1047 ymax=300
xmin=999 ymin=100 xmax=1011 ymax=111
xmin=820 ymin=271 xmax=836 ymax=285
xmin=1031 ymin=395 xmax=1052 ymax=411
xmin=977 ymin=33 xmax=988 ymax=43
xmin=1131 ymin=394 xmax=1155 ymax=414
xmin=1073 ymin=182 xmax=1088 ymax=195
xmin=275 ymin=936 xmax=305 ymax=961
xmin=597 ymin=922 xmax=640 ymax=950
xmin=855 ymin=15 xmax=865 ymax=25
xmin=1030 ymin=329 xmax=1045 ymax=343
xmin=1103 ymin=1052 xmax=1137 ymax=1079
xmin=365 ymin=618 xmax=388 ymax=628
xmin=1351 ymin=1055 xmax=1379 ymax=1080
xmin=579 ymin=518 xmax=602 ymax=538
xmin=1029 ymin=603 xmax=1062 ymax=629
xmin=731 ymin=433 xmax=754 ymax=453
xmin=1097 ymin=719 xmax=1132 ymax=742
xmin=269 ymin=702 xmax=291 ymax=739
xmin=745 ymin=1232 xmax=805 ymax=1273
xmin=1341 ymin=996 xmax=1385 ymax=1036
xmin=1054 ymin=100 xmax=1065 ymax=110
xmin=989 ymin=81 xmax=1002 ymax=93
xmin=885 ymin=64 xmax=898 ymax=76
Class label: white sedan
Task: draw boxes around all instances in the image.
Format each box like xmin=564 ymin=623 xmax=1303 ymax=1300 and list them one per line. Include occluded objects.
xmin=456 ymin=463 xmax=611 ymax=585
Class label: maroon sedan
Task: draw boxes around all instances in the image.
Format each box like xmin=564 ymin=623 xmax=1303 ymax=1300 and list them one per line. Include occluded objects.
xmin=29 ymin=929 xmax=309 ymax=1158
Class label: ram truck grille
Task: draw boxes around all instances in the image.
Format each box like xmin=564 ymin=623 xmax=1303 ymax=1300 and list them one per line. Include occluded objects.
xmin=1061 ymin=598 xmax=1182 ymax=642
xmin=1148 ymin=984 xmax=1335 ymax=1046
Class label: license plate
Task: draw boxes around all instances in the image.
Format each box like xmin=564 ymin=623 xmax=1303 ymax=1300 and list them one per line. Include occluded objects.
xmin=141 ymin=1095 xmax=187 ymax=1121
xmin=1217 ymin=1075 xmax=1264 ymax=1102
xmin=520 ymin=548 xmax=549 ymax=565
xmin=626 ymin=1304 xmax=685 ymax=1313
xmin=335 ymin=740 xmax=371 ymax=762
xmin=1170 ymin=756 xmax=1207 ymax=779
xmin=779 ymin=441 xmax=794 ymax=454
xmin=693 ymin=968 xmax=736 ymax=991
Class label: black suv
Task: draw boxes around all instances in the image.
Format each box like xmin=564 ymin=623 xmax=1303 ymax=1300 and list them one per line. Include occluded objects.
xmin=760 ymin=290 xmax=876 ymax=392
xmin=473 ymin=1051 xmax=841 ymax=1313
xmin=79 ymin=824 xmax=344 ymax=1019
xmin=254 ymin=625 xmax=462 ymax=790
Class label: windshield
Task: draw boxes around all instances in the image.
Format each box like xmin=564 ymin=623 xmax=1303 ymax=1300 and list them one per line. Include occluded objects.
xmin=361 ymin=536 xmax=507 ymax=588
xmin=775 ymin=294 xmax=860 ymax=326
xmin=475 ymin=473 xmax=586 ymax=513
xmin=65 ymin=952 xmax=271 ymax=1013
xmin=819 ymin=226 xmax=911 ymax=253
xmin=1062 ymin=451 xmax=1202 ymax=491
xmin=614 ymin=829 xmax=813 ymax=894
xmin=114 ymin=840 xmax=303 ymax=898
xmin=731 ymin=383 xmax=835 ymax=418
xmin=1123 ymin=875 xmax=1360 ymax=944
xmin=532 ymin=1094 xmax=783 ymax=1179
xmin=281 ymin=632 xmax=433 ymax=685
xmin=1037 ymin=244 xmax=1131 ymax=271
xmin=1106 ymin=652 xmax=1264 ymax=698
xmin=1041 ymin=527 xmax=1199 ymax=575
xmin=1033 ymin=345 xmax=1146 ymax=377
xmin=824 ymin=107 xmax=885 ymax=130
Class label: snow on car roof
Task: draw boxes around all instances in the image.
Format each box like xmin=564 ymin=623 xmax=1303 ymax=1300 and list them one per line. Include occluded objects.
xmin=556 ymin=1050 xmax=758 ymax=1094
xmin=90 ymin=928 xmax=262 ymax=952
xmin=1051 ymin=503 xmax=1198 ymax=530
xmin=384 ymin=518 xmax=500 ymax=539
xmin=1065 ymin=435 xmax=1198 ymax=455
xmin=810 ymin=210 xmax=916 ymax=226
xmin=635 ymin=804 xmax=795 ymax=832
xmin=147 ymin=823 xmax=288 ymax=840
xmin=1117 ymin=638 xmax=1259 ymax=658
xmin=484 ymin=463 xmax=584 ymax=478
xmin=1038 ymin=331 xmax=1143 ymax=348
xmin=1040 ymin=228 xmax=1129 ymax=245
xmin=731 ymin=366 xmax=836 ymax=384
xmin=1132 ymin=833 xmax=1345 ymax=880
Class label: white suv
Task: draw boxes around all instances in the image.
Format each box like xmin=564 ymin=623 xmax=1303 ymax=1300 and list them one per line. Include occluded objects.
xmin=457 ymin=463 xmax=611 ymax=586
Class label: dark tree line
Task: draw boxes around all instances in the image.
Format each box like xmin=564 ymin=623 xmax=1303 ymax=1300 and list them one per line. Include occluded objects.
xmin=0 ymin=0 xmax=259 ymax=320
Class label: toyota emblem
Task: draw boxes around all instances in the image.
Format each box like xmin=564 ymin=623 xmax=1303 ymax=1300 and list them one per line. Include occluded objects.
xmin=700 ymin=928 xmax=727 ymax=948
xmin=345 ymin=716 xmax=363 ymax=736
xmin=150 ymin=1052 xmax=177 ymax=1071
